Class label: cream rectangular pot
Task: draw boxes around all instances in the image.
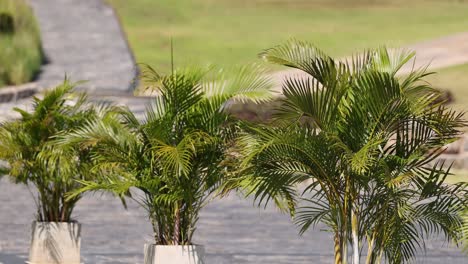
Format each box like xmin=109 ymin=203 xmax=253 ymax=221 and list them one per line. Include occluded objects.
xmin=144 ymin=244 xmax=205 ymax=264
xmin=28 ymin=221 xmax=81 ymax=264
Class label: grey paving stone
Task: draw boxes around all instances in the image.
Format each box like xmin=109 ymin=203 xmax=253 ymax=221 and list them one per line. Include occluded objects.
xmin=28 ymin=0 xmax=137 ymax=94
xmin=0 ymin=178 xmax=466 ymax=263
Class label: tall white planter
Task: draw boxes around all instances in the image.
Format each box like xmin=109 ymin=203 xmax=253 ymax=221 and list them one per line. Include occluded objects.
xmin=28 ymin=221 xmax=81 ymax=264
xmin=144 ymin=244 xmax=205 ymax=264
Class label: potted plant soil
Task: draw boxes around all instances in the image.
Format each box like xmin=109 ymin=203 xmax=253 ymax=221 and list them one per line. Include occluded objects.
xmin=0 ymin=80 xmax=106 ymax=264
xmin=62 ymin=64 xmax=273 ymax=263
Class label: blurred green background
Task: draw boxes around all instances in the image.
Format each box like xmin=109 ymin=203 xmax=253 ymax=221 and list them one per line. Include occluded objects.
xmin=107 ymin=0 xmax=468 ymax=69
xmin=107 ymin=0 xmax=468 ymax=112
xmin=0 ymin=0 xmax=42 ymax=88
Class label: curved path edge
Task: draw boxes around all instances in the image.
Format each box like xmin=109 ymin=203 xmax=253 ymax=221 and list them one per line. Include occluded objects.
xmin=29 ymin=0 xmax=137 ymax=95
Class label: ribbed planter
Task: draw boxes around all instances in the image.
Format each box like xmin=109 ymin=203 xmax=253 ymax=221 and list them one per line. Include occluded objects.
xmin=28 ymin=221 xmax=81 ymax=264
xmin=144 ymin=244 xmax=205 ymax=264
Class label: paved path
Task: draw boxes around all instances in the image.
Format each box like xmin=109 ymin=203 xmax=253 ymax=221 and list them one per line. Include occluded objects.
xmin=29 ymin=0 xmax=136 ymax=94
xmin=0 ymin=94 xmax=151 ymax=122
xmin=401 ymin=32 xmax=468 ymax=72
xmin=0 ymin=178 xmax=466 ymax=264
xmin=1 ymin=0 xmax=468 ymax=262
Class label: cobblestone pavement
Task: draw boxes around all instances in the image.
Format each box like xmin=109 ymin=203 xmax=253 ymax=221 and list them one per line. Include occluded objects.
xmin=28 ymin=0 xmax=136 ymax=94
xmin=0 ymin=178 xmax=466 ymax=264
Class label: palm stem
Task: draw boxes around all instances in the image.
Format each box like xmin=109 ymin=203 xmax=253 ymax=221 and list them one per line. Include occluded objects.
xmin=334 ymin=231 xmax=343 ymax=264
xmin=351 ymin=208 xmax=359 ymax=264
xmin=365 ymin=232 xmax=376 ymax=264
xmin=173 ymin=205 xmax=181 ymax=245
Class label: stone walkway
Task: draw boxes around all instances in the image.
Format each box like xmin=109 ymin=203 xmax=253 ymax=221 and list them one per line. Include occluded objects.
xmin=0 ymin=0 xmax=145 ymax=122
xmin=1 ymin=0 xmax=468 ymax=263
xmin=28 ymin=0 xmax=136 ymax=94
xmin=401 ymin=32 xmax=468 ymax=72
xmin=0 ymin=178 xmax=466 ymax=264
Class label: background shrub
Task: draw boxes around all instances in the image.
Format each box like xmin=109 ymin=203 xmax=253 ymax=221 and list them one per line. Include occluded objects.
xmin=0 ymin=0 xmax=42 ymax=87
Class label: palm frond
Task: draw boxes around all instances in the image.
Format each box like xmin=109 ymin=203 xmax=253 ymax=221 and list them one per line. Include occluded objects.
xmin=201 ymin=64 xmax=274 ymax=104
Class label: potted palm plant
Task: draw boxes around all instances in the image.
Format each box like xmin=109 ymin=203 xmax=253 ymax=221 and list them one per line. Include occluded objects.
xmin=230 ymin=41 xmax=468 ymax=263
xmin=0 ymin=80 xmax=106 ymax=264
xmin=62 ymin=64 xmax=273 ymax=263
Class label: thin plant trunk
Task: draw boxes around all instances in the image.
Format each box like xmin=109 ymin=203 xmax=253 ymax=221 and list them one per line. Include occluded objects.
xmin=334 ymin=231 xmax=343 ymax=264
xmin=173 ymin=205 xmax=181 ymax=245
xmin=365 ymin=232 xmax=376 ymax=264
xmin=343 ymin=190 xmax=349 ymax=263
xmin=375 ymin=250 xmax=384 ymax=264
xmin=60 ymin=201 xmax=68 ymax=222
xmin=343 ymin=236 xmax=348 ymax=264
xmin=351 ymin=209 xmax=359 ymax=264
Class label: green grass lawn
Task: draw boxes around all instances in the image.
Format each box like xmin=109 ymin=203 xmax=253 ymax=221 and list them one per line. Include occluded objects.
xmin=426 ymin=63 xmax=468 ymax=112
xmin=108 ymin=0 xmax=468 ymax=72
xmin=0 ymin=0 xmax=42 ymax=87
